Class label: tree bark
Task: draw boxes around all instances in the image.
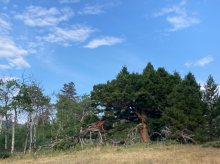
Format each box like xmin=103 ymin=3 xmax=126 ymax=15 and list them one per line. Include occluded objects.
xmin=11 ymin=109 xmax=17 ymax=154
xmin=33 ymin=119 xmax=37 ymax=151
xmin=24 ymin=113 xmax=31 ymax=154
xmin=0 ymin=115 xmax=2 ymax=135
xmin=133 ymin=109 xmax=149 ymax=143
xmin=140 ymin=109 xmax=149 ymax=143
xmin=29 ymin=113 xmax=33 ymax=153
xmin=5 ymin=114 xmax=8 ymax=151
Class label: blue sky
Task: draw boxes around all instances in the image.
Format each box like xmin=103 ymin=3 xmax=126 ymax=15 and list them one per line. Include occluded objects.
xmin=0 ymin=0 xmax=219 ymax=97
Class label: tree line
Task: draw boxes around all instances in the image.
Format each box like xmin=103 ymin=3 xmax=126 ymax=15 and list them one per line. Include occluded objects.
xmin=0 ymin=62 xmax=220 ymax=154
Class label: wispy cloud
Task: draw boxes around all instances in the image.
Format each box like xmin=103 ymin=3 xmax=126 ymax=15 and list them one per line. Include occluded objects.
xmin=185 ymin=55 xmax=214 ymax=67
xmin=0 ymin=13 xmax=11 ymax=34
xmin=14 ymin=6 xmax=74 ymax=27
xmin=78 ymin=4 xmax=105 ymax=15
xmin=194 ymin=55 xmax=214 ymax=67
xmin=36 ymin=25 xmax=94 ymax=46
xmin=59 ymin=0 xmax=80 ymax=4
xmin=13 ymin=5 xmax=17 ymax=8
xmin=27 ymin=41 xmax=44 ymax=53
xmin=0 ymin=36 xmax=30 ymax=69
xmin=153 ymin=0 xmax=199 ymax=31
xmin=84 ymin=37 xmax=123 ymax=49
xmin=153 ymin=0 xmax=186 ymax=18
xmin=167 ymin=16 xmax=199 ymax=31
xmin=2 ymin=0 xmax=10 ymax=4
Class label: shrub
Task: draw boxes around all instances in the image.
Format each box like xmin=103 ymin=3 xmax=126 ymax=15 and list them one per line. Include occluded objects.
xmin=0 ymin=152 xmax=11 ymax=159
xmin=202 ymin=141 xmax=220 ymax=148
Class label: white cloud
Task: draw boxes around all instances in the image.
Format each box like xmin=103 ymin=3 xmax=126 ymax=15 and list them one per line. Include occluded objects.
xmin=27 ymin=41 xmax=44 ymax=53
xmin=8 ymin=57 xmax=30 ymax=69
xmin=78 ymin=4 xmax=105 ymax=15
xmin=59 ymin=0 xmax=80 ymax=4
xmin=153 ymin=0 xmax=199 ymax=31
xmin=0 ymin=36 xmax=30 ymax=69
xmin=84 ymin=37 xmax=123 ymax=49
xmin=0 ymin=13 xmax=11 ymax=34
xmin=2 ymin=0 xmax=9 ymax=4
xmin=194 ymin=55 xmax=214 ymax=67
xmin=13 ymin=5 xmax=17 ymax=8
xmin=153 ymin=0 xmax=186 ymax=18
xmin=3 ymin=6 xmax=7 ymax=10
xmin=167 ymin=16 xmax=199 ymax=31
xmin=185 ymin=61 xmax=193 ymax=67
xmin=0 ymin=76 xmax=20 ymax=83
xmin=198 ymin=81 xmax=205 ymax=91
xmin=185 ymin=55 xmax=214 ymax=67
xmin=36 ymin=25 xmax=94 ymax=46
xmin=14 ymin=6 xmax=74 ymax=27
xmin=0 ymin=63 xmax=14 ymax=69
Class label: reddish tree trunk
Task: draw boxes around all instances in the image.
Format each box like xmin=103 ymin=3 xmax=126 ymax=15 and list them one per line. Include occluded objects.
xmin=140 ymin=109 xmax=149 ymax=143
xmin=134 ymin=109 xmax=149 ymax=143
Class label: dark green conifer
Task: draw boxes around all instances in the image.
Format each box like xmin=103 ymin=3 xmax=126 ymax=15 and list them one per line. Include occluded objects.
xmin=163 ymin=72 xmax=206 ymax=143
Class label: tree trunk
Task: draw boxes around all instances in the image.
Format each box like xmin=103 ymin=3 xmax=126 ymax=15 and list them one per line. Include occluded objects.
xmin=5 ymin=114 xmax=8 ymax=151
xmin=133 ymin=109 xmax=149 ymax=143
xmin=11 ymin=109 xmax=17 ymax=154
xmin=0 ymin=115 xmax=2 ymax=135
xmin=29 ymin=113 xmax=33 ymax=153
xmin=24 ymin=114 xmax=31 ymax=154
xmin=33 ymin=121 xmax=37 ymax=151
xmin=140 ymin=109 xmax=149 ymax=143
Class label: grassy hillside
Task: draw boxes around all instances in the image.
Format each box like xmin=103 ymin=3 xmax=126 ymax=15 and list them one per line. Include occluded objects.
xmin=1 ymin=143 xmax=220 ymax=164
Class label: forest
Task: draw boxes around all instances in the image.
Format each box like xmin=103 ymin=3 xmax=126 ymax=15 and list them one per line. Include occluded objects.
xmin=0 ymin=62 xmax=220 ymax=157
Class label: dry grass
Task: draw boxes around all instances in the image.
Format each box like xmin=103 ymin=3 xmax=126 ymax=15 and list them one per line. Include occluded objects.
xmin=1 ymin=143 xmax=220 ymax=164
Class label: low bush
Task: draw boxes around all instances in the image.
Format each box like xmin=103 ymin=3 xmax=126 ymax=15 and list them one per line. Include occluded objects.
xmin=0 ymin=152 xmax=11 ymax=159
xmin=202 ymin=141 xmax=220 ymax=148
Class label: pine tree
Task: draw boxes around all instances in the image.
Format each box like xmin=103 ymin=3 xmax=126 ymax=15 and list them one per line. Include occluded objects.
xmin=91 ymin=63 xmax=181 ymax=143
xmin=203 ymin=75 xmax=220 ymax=140
xmin=61 ymin=82 xmax=77 ymax=100
xmin=163 ymin=72 xmax=206 ymax=143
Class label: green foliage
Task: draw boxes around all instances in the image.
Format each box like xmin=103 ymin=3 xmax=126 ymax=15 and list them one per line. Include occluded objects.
xmin=194 ymin=125 xmax=207 ymax=143
xmin=163 ymin=72 xmax=206 ymax=142
xmin=113 ymin=131 xmax=127 ymax=139
xmin=91 ymin=63 xmax=182 ymax=142
xmin=0 ymin=152 xmax=11 ymax=159
xmin=202 ymin=141 xmax=220 ymax=148
xmin=61 ymin=82 xmax=77 ymax=100
xmin=81 ymin=114 xmax=100 ymax=128
xmin=203 ymin=75 xmax=220 ymax=140
xmin=56 ymin=94 xmax=82 ymax=137
xmin=0 ymin=125 xmax=27 ymax=152
xmin=54 ymin=140 xmax=75 ymax=151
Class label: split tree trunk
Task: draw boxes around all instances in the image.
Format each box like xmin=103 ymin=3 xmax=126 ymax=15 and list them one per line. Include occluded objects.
xmin=11 ymin=109 xmax=17 ymax=154
xmin=140 ymin=109 xmax=149 ymax=143
xmin=134 ymin=109 xmax=149 ymax=143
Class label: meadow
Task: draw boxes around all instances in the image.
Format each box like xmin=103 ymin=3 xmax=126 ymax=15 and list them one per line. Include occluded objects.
xmin=1 ymin=143 xmax=220 ymax=164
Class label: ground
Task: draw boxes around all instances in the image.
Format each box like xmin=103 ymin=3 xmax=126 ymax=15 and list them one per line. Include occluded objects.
xmin=1 ymin=144 xmax=220 ymax=164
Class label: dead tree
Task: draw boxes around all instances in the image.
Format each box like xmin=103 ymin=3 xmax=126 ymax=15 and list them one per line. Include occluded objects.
xmin=79 ymin=119 xmax=111 ymax=149
xmin=150 ymin=126 xmax=197 ymax=144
